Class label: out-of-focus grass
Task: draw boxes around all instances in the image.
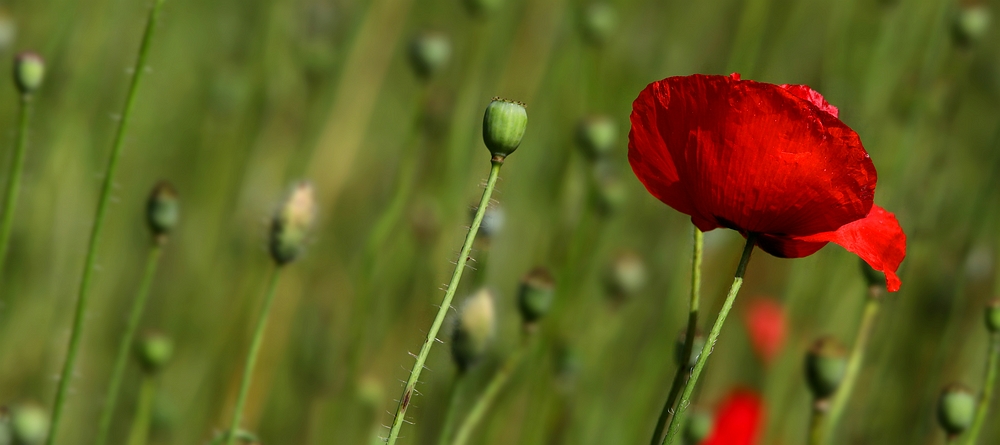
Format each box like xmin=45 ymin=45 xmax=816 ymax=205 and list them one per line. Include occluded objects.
xmin=0 ymin=0 xmax=998 ymax=444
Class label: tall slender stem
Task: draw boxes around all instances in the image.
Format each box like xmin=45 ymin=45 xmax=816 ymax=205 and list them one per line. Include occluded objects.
xmin=435 ymin=374 xmax=466 ymax=445
xmin=225 ymin=266 xmax=283 ymax=445
xmin=95 ymin=245 xmax=163 ymax=445
xmin=46 ymin=2 xmax=166 ymax=443
xmin=965 ymin=333 xmax=1000 ymax=445
xmin=385 ymin=160 xmax=504 ymax=445
xmin=822 ymin=286 xmax=882 ymax=443
xmin=0 ymin=93 xmax=33 ymax=279
xmin=125 ymin=375 xmax=156 ymax=445
xmin=451 ymin=342 xmax=528 ymax=445
xmin=650 ymin=227 xmax=703 ymax=445
xmin=808 ymin=401 xmax=827 ymax=445
xmin=661 ymin=233 xmax=757 ymax=445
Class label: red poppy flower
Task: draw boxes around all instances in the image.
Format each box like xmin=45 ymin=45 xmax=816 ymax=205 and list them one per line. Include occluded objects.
xmin=628 ymin=74 xmax=905 ymax=291
xmin=702 ymin=390 xmax=765 ymax=445
xmin=744 ymin=297 xmax=786 ymax=364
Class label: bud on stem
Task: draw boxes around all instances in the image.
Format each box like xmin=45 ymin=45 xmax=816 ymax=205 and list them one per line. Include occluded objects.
xmin=13 ymin=52 xmax=44 ymax=95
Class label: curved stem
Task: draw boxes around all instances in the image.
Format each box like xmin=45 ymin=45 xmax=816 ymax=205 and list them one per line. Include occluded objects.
xmin=225 ymin=266 xmax=283 ymax=445
xmin=125 ymin=375 xmax=156 ymax=445
xmin=0 ymin=94 xmax=33 ymax=280
xmin=452 ymin=343 xmax=528 ymax=445
xmin=822 ymin=287 xmax=882 ymax=443
xmin=95 ymin=245 xmax=163 ymax=445
xmin=45 ymin=2 xmax=166 ymax=443
xmin=661 ymin=233 xmax=757 ymax=445
xmin=965 ymin=333 xmax=1000 ymax=445
xmin=435 ymin=373 xmax=466 ymax=445
xmin=385 ymin=160 xmax=504 ymax=445
xmin=650 ymin=227 xmax=703 ymax=445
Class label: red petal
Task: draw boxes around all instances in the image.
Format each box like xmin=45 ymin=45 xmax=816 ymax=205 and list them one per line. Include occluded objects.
xmin=628 ymin=74 xmax=876 ymax=237
xmin=778 ymin=84 xmax=839 ymax=118
xmin=745 ymin=298 xmax=786 ymax=365
xmin=755 ymin=206 xmax=906 ymax=292
xmin=702 ymin=390 xmax=765 ymax=445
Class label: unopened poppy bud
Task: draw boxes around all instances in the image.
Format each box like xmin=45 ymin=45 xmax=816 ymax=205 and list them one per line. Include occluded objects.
xmin=859 ymin=259 xmax=885 ymax=289
xmin=577 ymin=115 xmax=618 ymax=158
xmin=674 ymin=330 xmax=705 ymax=368
xmin=408 ymin=32 xmax=451 ymax=80
xmin=146 ymin=181 xmax=179 ymax=241
xmin=986 ymin=299 xmax=1000 ymax=333
xmin=10 ymin=403 xmax=48 ymax=445
xmin=580 ymin=2 xmax=617 ymax=46
xmin=471 ymin=203 xmax=505 ymax=240
xmin=269 ymin=182 xmax=317 ymax=265
xmin=482 ymin=98 xmax=527 ymax=160
xmin=604 ymin=251 xmax=647 ymax=301
xmin=804 ymin=337 xmax=847 ymax=400
xmin=451 ymin=288 xmax=496 ymax=372
xmin=952 ymin=5 xmax=991 ymax=46
xmin=682 ymin=409 xmax=713 ymax=445
xmin=13 ymin=52 xmax=44 ymax=95
xmin=135 ymin=332 xmax=174 ymax=374
xmin=937 ymin=384 xmax=975 ymax=436
xmin=518 ymin=267 xmax=555 ymax=324
xmin=462 ymin=0 xmax=501 ymax=17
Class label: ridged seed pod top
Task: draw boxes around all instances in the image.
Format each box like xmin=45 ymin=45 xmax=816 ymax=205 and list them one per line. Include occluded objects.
xmin=483 ymin=98 xmax=527 ymax=160
xmin=13 ymin=52 xmax=44 ymax=95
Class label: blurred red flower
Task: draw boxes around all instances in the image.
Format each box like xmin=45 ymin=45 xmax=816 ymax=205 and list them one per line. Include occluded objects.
xmin=628 ymin=74 xmax=905 ymax=291
xmin=745 ymin=298 xmax=786 ymax=364
xmin=703 ymin=390 xmax=765 ymax=445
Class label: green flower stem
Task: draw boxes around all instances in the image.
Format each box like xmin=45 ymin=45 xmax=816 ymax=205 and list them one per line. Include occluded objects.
xmin=661 ymin=233 xmax=758 ymax=445
xmin=95 ymin=245 xmax=164 ymax=445
xmin=0 ymin=93 xmax=33 ymax=279
xmin=225 ymin=266 xmax=283 ymax=445
xmin=125 ymin=375 xmax=156 ymax=445
xmin=435 ymin=374 xmax=466 ymax=445
xmin=46 ymin=2 xmax=166 ymax=444
xmin=650 ymin=227 xmax=703 ymax=445
xmin=822 ymin=286 xmax=882 ymax=444
xmin=385 ymin=159 xmax=504 ymax=445
xmin=965 ymin=333 xmax=1000 ymax=445
xmin=451 ymin=342 xmax=528 ymax=445
xmin=808 ymin=401 xmax=827 ymax=445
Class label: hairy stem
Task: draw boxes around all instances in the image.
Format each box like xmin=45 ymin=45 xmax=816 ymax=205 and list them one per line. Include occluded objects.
xmin=0 ymin=93 xmax=33 ymax=280
xmin=965 ymin=333 xmax=1000 ymax=445
xmin=125 ymin=375 xmax=156 ymax=445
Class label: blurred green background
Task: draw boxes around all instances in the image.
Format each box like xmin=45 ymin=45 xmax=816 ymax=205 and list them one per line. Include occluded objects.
xmin=0 ymin=0 xmax=998 ymax=443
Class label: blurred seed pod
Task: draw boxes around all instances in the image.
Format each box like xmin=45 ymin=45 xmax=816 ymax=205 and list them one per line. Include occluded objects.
xmin=13 ymin=52 xmax=44 ymax=95
xmin=482 ymin=98 xmax=527 ymax=160
xmin=937 ymin=384 xmax=975 ymax=436
xmin=576 ymin=115 xmax=618 ymax=159
xmin=745 ymin=297 xmax=786 ymax=365
xmin=356 ymin=375 xmax=385 ymax=411
xmin=682 ymin=409 xmax=713 ymax=445
xmin=804 ymin=337 xmax=847 ymax=401
xmin=408 ymin=31 xmax=452 ymax=81
xmin=146 ymin=181 xmax=179 ymax=242
xmin=470 ymin=203 xmax=505 ymax=241
xmin=674 ymin=329 xmax=705 ymax=369
xmin=859 ymin=258 xmax=885 ymax=289
xmin=269 ymin=182 xmax=317 ymax=265
xmin=985 ymin=299 xmax=1000 ymax=333
xmin=952 ymin=4 xmax=991 ymax=47
xmin=0 ymin=10 xmax=16 ymax=53
xmin=9 ymin=403 xmax=47 ymax=445
xmin=451 ymin=288 xmax=496 ymax=372
xmin=553 ymin=339 xmax=581 ymax=393
xmin=462 ymin=0 xmax=502 ymax=17
xmin=580 ymin=2 xmax=617 ymax=46
xmin=590 ymin=162 xmax=626 ymax=217
xmin=135 ymin=332 xmax=174 ymax=375
xmin=518 ymin=267 xmax=555 ymax=325
xmin=604 ymin=251 xmax=647 ymax=302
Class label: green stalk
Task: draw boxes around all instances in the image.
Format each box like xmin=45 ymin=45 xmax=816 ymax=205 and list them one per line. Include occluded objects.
xmin=435 ymin=374 xmax=466 ymax=445
xmin=125 ymin=375 xmax=156 ymax=445
xmin=45 ymin=2 xmax=166 ymax=443
xmin=661 ymin=233 xmax=757 ymax=445
xmin=965 ymin=333 xmax=1000 ymax=445
xmin=650 ymin=227 xmax=703 ymax=445
xmin=808 ymin=401 xmax=827 ymax=445
xmin=225 ymin=266 xmax=283 ymax=445
xmin=95 ymin=245 xmax=163 ymax=445
xmin=822 ymin=286 xmax=882 ymax=443
xmin=385 ymin=160 xmax=504 ymax=445
xmin=451 ymin=343 xmax=528 ymax=445
xmin=0 ymin=93 xmax=33 ymax=279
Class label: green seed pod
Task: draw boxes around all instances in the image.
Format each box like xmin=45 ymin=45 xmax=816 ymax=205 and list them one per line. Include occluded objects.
xmin=356 ymin=375 xmax=385 ymax=410
xmin=0 ymin=11 xmax=16 ymax=53
xmin=674 ymin=330 xmax=706 ymax=369
xmin=986 ymin=299 xmax=1000 ymax=333
xmin=804 ymin=337 xmax=847 ymax=400
xmin=451 ymin=288 xmax=496 ymax=372
xmin=591 ymin=163 xmax=626 ymax=216
xmin=482 ymin=98 xmax=527 ymax=160
xmin=9 ymin=403 xmax=48 ymax=445
xmin=518 ymin=267 xmax=555 ymax=324
xmin=937 ymin=384 xmax=975 ymax=436
xmin=859 ymin=259 xmax=885 ymax=289
xmin=462 ymin=0 xmax=502 ymax=17
xmin=952 ymin=5 xmax=991 ymax=47
xmin=580 ymin=2 xmax=617 ymax=46
xmin=408 ymin=31 xmax=451 ymax=80
xmin=13 ymin=52 xmax=44 ymax=95
xmin=269 ymin=182 xmax=317 ymax=265
xmin=604 ymin=251 xmax=647 ymax=301
xmin=135 ymin=332 xmax=174 ymax=374
xmin=577 ymin=115 xmax=618 ymax=158
xmin=146 ymin=181 xmax=179 ymax=241
xmin=682 ymin=409 xmax=713 ymax=445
